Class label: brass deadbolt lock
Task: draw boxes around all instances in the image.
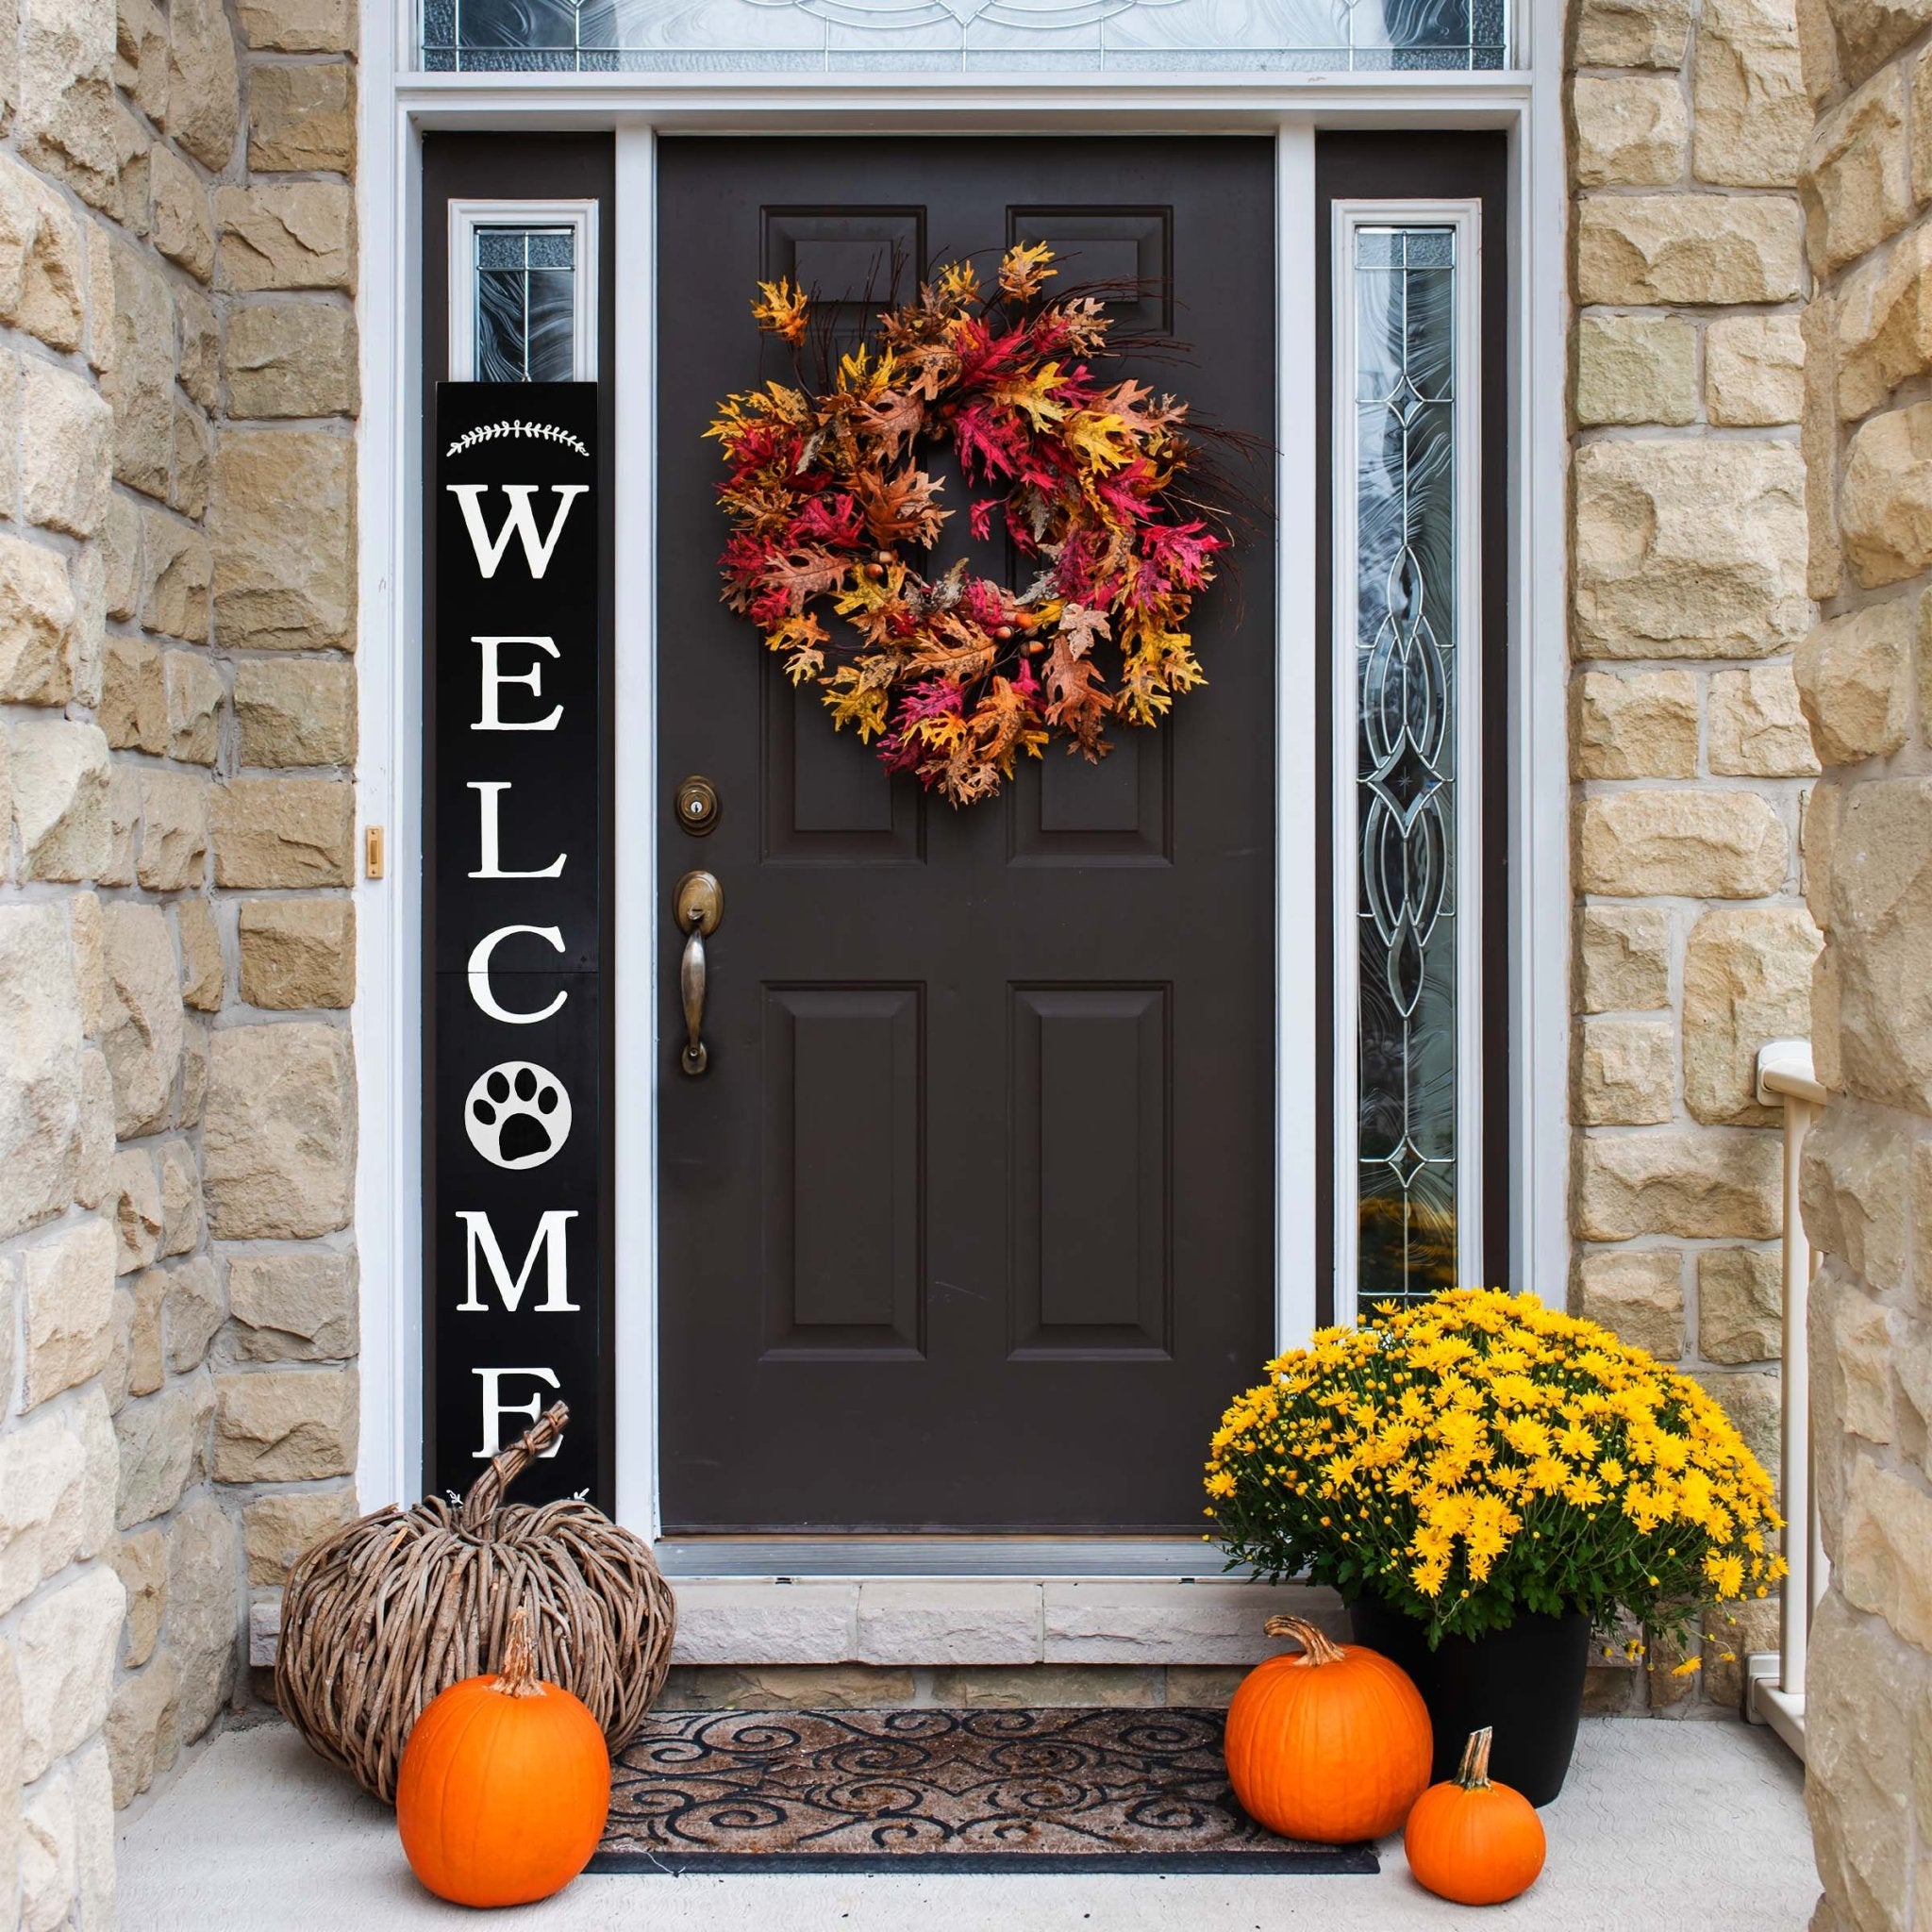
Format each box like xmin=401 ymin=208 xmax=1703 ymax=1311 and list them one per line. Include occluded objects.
xmin=675 ymin=774 xmax=720 ymax=836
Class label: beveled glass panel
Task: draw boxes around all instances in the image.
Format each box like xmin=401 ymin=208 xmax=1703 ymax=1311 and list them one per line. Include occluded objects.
xmin=1352 ymin=225 xmax=1458 ymax=1307
xmin=421 ymin=0 xmax=1510 ymax=72
xmin=473 ymin=226 xmax=576 ymax=382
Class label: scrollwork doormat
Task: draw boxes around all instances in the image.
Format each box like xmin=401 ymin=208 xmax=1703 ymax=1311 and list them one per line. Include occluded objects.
xmin=591 ymin=1708 xmax=1378 ymax=1874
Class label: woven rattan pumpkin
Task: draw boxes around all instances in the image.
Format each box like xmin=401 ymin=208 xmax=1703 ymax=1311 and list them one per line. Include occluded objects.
xmin=275 ymin=1403 xmax=674 ymax=1803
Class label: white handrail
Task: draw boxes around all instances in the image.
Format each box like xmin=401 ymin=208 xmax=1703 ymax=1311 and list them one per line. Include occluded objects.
xmin=1745 ymin=1037 xmax=1826 ymax=1760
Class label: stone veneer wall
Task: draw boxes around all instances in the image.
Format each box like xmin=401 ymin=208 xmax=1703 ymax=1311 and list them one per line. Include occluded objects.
xmin=1566 ymin=0 xmax=1825 ymax=1712
xmin=1788 ymin=0 xmax=1932 ymax=1917
xmin=0 ymin=0 xmax=359 ymax=1924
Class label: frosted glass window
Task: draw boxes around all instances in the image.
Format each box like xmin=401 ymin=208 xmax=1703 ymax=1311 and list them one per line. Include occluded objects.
xmin=475 ymin=226 xmax=576 ymax=383
xmin=420 ymin=0 xmax=1509 ymax=74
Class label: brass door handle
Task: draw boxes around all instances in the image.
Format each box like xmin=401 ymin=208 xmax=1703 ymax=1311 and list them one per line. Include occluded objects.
xmin=675 ymin=871 xmax=723 ymax=1075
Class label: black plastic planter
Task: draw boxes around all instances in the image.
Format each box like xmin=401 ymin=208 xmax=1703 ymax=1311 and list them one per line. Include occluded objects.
xmin=1348 ymin=1598 xmax=1591 ymax=1807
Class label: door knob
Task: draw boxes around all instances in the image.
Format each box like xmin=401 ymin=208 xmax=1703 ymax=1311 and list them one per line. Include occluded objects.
xmin=675 ymin=870 xmax=723 ymax=1075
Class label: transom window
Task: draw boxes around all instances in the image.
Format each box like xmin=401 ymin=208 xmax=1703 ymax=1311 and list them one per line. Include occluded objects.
xmin=419 ymin=0 xmax=1509 ymax=74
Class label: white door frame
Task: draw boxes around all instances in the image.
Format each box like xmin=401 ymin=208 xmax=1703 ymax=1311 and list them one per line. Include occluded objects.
xmin=352 ymin=28 xmax=1571 ymax=1565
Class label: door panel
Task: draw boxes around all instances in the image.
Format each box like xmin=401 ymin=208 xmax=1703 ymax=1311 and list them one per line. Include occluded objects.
xmin=657 ymin=138 xmax=1275 ymax=1533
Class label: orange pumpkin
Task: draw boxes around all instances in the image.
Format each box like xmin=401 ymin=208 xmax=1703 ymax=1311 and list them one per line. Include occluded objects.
xmin=1224 ymin=1614 xmax=1432 ymax=1843
xmin=396 ymin=1607 xmax=610 ymax=1907
xmin=1404 ymin=1725 xmax=1546 ymax=1906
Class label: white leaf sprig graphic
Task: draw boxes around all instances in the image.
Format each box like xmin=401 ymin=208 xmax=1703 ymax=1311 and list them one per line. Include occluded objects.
xmin=445 ymin=419 xmax=589 ymax=460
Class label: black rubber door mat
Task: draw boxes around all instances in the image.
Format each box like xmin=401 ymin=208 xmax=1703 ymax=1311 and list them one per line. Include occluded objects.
xmin=591 ymin=1708 xmax=1378 ymax=1874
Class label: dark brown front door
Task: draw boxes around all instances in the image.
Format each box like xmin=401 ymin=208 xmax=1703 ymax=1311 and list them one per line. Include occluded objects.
xmin=657 ymin=139 xmax=1276 ymax=1534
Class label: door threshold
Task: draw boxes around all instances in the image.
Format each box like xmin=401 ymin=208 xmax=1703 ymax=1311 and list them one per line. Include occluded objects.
xmin=653 ymin=1539 xmax=1247 ymax=1580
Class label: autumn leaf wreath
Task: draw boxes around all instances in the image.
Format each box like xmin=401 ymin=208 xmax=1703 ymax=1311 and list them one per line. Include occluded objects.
xmin=707 ymin=242 xmax=1234 ymax=807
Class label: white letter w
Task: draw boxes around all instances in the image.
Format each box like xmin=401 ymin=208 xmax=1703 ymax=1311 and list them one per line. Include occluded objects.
xmin=446 ymin=484 xmax=589 ymax=581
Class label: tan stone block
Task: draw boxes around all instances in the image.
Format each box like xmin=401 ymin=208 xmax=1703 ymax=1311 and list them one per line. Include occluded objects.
xmin=75 ymin=1047 xmax=112 ymax=1219
xmin=1575 ymin=791 xmax=1788 ymax=898
xmin=117 ymin=0 xmax=168 ymax=114
xmin=224 ymin=300 xmax=358 ymax=420
xmin=126 ymin=1270 xmax=161 ymax=1397
xmin=204 ymin=1023 xmax=355 ymax=1239
xmin=212 ymin=1366 xmax=357 ymax=1481
xmin=1915 ymin=44 xmax=1932 ymax=204
xmin=212 ymin=429 xmax=354 ymax=650
xmin=97 ymin=491 xmax=139 ymax=621
xmin=1805 ymin=779 xmax=1845 ymax=925
xmin=1831 ymin=0 xmax=1932 ymax=90
xmin=101 ymin=241 xmax=173 ymax=501
xmin=0 ymin=535 xmax=75 ymax=708
xmin=1698 ymin=1247 xmax=1784 ymax=1362
xmin=1837 ymin=225 xmax=1932 ymax=423
xmin=106 ymin=1652 xmax=179 ymax=1807
xmin=1573 ymin=0 xmax=1690 ymax=65
xmin=0 ymin=903 xmax=85 ymax=1242
xmin=114 ymin=1372 xmax=213 ymax=1529
xmin=1708 ymin=665 xmax=1821 ymax=776
xmin=158 ymin=1141 xmax=201 ymax=1259
xmin=1803 ymin=291 xmax=1843 ymax=602
xmin=163 ymin=650 xmax=222 ymax=764
xmin=1574 ymin=1247 xmax=1686 ymax=1359
xmin=248 ymin=62 xmax=354 ymax=174
xmin=21 ymin=358 xmax=110 ymax=539
xmin=22 ymin=1217 xmax=115 ymax=1410
xmin=179 ymin=1016 xmax=208 ymax=1129
xmin=168 ymin=399 xmax=209 ymax=525
xmin=108 ymin=1148 xmax=161 ymax=1275
xmin=1796 ymin=599 xmax=1911 ymax=763
xmin=98 ymin=904 xmax=182 ymax=1134
xmin=1573 ymin=312 xmax=1696 ymax=426
xmin=16 ymin=1569 xmax=125 ymax=1783
xmin=69 ymin=889 xmax=105 ymax=1042
xmin=1575 ymin=194 xmax=1803 ymax=306
xmin=112 ymin=1528 xmax=166 ymax=1669
xmin=177 ymin=283 xmax=217 ymax=412
xmin=174 ymin=900 xmax=223 ymax=1013
xmin=1682 ymin=906 xmax=1824 ymax=1124
xmin=1824 ymin=778 xmax=1932 ymax=1111
xmin=930 ymin=1665 xmax=1160 ymax=1708
xmin=99 ymin=634 xmax=163 ymax=753
xmin=1842 ymin=402 xmax=1932 ymax=588
xmin=236 ymin=0 xmax=356 ymax=51
xmin=242 ymin=1487 xmax=353 ymax=1585
xmin=12 ymin=720 xmax=109 ymax=882
xmin=233 ymin=657 xmax=356 ymax=767
xmin=15 ymin=0 xmax=126 ymax=219
xmin=1803 ymin=1108 xmax=1910 ymax=1293
xmin=166 ymin=1492 xmax=239 ymax=1741
xmin=136 ymin=769 xmax=208 ymax=893
xmin=1705 ymin=316 xmax=1804 ymax=426
xmin=70 ymin=543 xmax=104 ymax=711
xmin=141 ymin=512 xmax=212 ymax=646
xmin=238 ymin=898 xmax=354 ymax=1009
xmin=1803 ymin=68 xmax=1911 ymax=276
xmin=164 ymin=0 xmax=240 ymax=169
xmin=1840 ymin=1457 xmax=1932 ymax=1649
xmin=0 ymin=1390 xmax=114 ymax=1618
xmin=658 ymin=1664 xmax=919 ymax=1712
xmin=1570 ymin=669 xmax=1697 ymax=778
xmin=1575 ymin=1016 xmax=1676 ymax=1124
xmin=147 ymin=141 xmax=211 ymax=283
xmin=1573 ymin=440 xmax=1807 ymax=659
xmin=0 ymin=153 xmax=84 ymax=352
xmin=210 ymin=777 xmax=353 ymax=888
xmin=1572 ymin=75 xmax=1687 ymax=187
xmin=214 ymin=181 xmax=353 ymax=293
xmin=1578 ymin=906 xmax=1673 ymax=1012
xmin=1574 ymin=1129 xmax=1782 ymax=1240
xmin=1693 ymin=0 xmax=1813 ymax=187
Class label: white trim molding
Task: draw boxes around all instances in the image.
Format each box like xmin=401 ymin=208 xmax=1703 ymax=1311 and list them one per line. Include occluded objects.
xmin=354 ymin=56 xmax=1570 ymax=1591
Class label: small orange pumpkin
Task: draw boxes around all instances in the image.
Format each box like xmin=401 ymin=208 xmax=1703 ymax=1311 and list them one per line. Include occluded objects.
xmin=396 ymin=1607 xmax=610 ymax=1907
xmin=1404 ymin=1725 xmax=1546 ymax=1906
xmin=1224 ymin=1614 xmax=1432 ymax=1843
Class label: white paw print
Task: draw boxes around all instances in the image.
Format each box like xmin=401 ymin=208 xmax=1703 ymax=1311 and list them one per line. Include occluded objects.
xmin=465 ymin=1061 xmax=572 ymax=1171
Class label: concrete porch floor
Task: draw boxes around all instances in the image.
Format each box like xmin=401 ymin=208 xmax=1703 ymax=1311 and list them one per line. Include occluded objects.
xmin=117 ymin=1714 xmax=1815 ymax=1931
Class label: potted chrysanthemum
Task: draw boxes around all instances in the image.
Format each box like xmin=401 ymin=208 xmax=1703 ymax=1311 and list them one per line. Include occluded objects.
xmin=1205 ymin=1289 xmax=1785 ymax=1804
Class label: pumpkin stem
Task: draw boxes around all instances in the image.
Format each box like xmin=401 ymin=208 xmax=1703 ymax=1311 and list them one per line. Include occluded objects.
xmin=491 ymin=1607 xmax=544 ymax=1699
xmin=458 ymin=1402 xmax=570 ymax=1535
xmin=1263 ymin=1614 xmax=1348 ymax=1667
xmin=1455 ymin=1726 xmax=1494 ymax=1790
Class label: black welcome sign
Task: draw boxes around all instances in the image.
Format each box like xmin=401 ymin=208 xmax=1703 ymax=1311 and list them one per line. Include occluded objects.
xmin=429 ymin=383 xmax=606 ymax=1507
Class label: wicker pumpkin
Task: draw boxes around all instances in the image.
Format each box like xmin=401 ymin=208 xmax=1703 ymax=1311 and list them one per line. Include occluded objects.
xmin=275 ymin=1403 xmax=674 ymax=1803
xmin=1404 ymin=1726 xmax=1546 ymax=1906
xmin=1224 ymin=1615 xmax=1432 ymax=1843
xmin=397 ymin=1607 xmax=610 ymax=1907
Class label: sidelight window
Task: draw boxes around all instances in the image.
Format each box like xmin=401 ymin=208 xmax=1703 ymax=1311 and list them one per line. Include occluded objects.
xmin=1332 ymin=208 xmax=1483 ymax=1314
xmin=447 ymin=201 xmax=598 ymax=383
xmin=418 ymin=0 xmax=1509 ymax=75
